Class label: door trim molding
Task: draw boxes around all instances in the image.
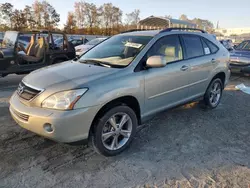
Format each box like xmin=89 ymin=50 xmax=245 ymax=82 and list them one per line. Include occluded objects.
xmin=148 ymin=78 xmax=207 ymax=99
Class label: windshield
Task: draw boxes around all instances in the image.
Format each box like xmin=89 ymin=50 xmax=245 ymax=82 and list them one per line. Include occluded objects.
xmin=2 ymin=31 xmax=18 ymax=48
xmin=86 ymin=38 xmax=105 ymax=45
xmin=235 ymin=41 xmax=250 ymax=50
xmin=80 ymin=35 xmax=152 ymax=67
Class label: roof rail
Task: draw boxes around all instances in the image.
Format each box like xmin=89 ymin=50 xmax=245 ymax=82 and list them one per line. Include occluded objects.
xmin=160 ymin=28 xmax=206 ymax=33
xmin=120 ymin=29 xmax=156 ymax=34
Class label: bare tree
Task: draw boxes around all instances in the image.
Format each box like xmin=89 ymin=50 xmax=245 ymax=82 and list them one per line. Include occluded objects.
xmin=32 ymin=0 xmax=43 ymax=28
xmin=23 ymin=5 xmax=35 ymax=29
xmin=99 ymin=3 xmax=122 ymax=35
xmin=0 ymin=3 xmax=14 ymax=28
xmin=11 ymin=9 xmax=26 ymax=30
xmin=125 ymin=9 xmax=140 ymax=26
xmin=64 ymin=11 xmax=76 ymax=33
xmin=111 ymin=6 xmax=122 ymax=34
xmin=179 ymin=14 xmax=188 ymax=21
xmin=74 ymin=1 xmax=85 ymax=28
xmin=165 ymin=15 xmax=172 ymax=19
xmin=82 ymin=2 xmax=100 ymax=34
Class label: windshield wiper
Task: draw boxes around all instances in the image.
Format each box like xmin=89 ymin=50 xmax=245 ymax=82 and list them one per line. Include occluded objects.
xmin=78 ymin=59 xmax=111 ymax=68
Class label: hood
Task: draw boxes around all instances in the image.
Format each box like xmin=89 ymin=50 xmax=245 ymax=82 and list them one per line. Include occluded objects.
xmin=231 ymin=50 xmax=250 ymax=58
xmin=23 ymin=60 xmax=120 ymax=89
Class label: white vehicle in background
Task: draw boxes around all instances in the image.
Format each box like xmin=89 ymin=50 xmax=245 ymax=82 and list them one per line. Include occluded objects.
xmin=75 ymin=37 xmax=107 ymax=56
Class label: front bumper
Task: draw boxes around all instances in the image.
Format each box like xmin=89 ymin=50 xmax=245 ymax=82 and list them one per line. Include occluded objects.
xmin=9 ymin=92 xmax=100 ymax=143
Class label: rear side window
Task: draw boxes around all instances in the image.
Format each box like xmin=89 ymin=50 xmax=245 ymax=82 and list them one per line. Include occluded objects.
xmin=201 ymin=39 xmax=211 ymax=55
xmin=202 ymin=38 xmax=219 ymax=54
xmin=182 ymin=35 xmax=204 ymax=58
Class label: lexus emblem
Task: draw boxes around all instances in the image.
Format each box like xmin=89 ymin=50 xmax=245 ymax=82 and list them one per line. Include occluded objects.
xmin=17 ymin=84 xmax=24 ymax=95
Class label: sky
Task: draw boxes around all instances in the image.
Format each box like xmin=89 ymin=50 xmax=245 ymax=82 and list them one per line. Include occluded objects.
xmin=2 ymin=0 xmax=250 ymax=29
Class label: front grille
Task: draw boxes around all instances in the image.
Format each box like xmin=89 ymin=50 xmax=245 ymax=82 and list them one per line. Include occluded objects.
xmin=11 ymin=107 xmax=29 ymax=121
xmin=17 ymin=82 xmax=41 ymax=101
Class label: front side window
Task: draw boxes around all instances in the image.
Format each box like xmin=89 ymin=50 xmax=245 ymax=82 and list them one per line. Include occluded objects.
xmin=146 ymin=35 xmax=183 ymax=63
xmin=80 ymin=35 xmax=152 ymax=67
xmin=182 ymin=35 xmax=204 ymax=58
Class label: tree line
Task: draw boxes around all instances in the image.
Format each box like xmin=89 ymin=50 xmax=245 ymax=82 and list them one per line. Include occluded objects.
xmin=0 ymin=0 xmax=214 ymax=35
xmin=0 ymin=1 xmax=60 ymax=31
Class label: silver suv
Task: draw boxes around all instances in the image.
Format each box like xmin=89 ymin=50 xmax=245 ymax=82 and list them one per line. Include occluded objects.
xmin=10 ymin=28 xmax=230 ymax=156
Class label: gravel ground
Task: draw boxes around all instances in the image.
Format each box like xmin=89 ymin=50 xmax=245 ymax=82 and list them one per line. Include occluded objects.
xmin=1 ymin=74 xmax=250 ymax=188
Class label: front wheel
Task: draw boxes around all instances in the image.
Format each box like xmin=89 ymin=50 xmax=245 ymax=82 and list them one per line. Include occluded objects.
xmin=203 ymin=78 xmax=223 ymax=109
xmin=91 ymin=105 xmax=137 ymax=156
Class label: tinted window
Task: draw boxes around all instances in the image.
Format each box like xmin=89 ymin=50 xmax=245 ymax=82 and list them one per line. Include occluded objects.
xmin=147 ymin=35 xmax=183 ymax=63
xmin=204 ymin=38 xmax=219 ymax=53
xmin=182 ymin=35 xmax=204 ymax=58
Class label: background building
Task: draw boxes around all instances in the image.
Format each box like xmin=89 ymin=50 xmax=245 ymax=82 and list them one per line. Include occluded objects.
xmin=138 ymin=16 xmax=197 ymax=30
xmin=215 ymin=28 xmax=250 ymax=37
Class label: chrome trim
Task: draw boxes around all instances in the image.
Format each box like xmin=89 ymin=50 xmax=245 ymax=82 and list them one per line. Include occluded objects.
xmin=10 ymin=106 xmax=29 ymax=122
xmin=18 ymin=80 xmax=45 ymax=102
xmin=22 ymin=80 xmax=44 ymax=91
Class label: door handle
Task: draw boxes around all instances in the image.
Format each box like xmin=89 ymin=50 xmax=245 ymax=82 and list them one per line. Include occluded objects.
xmin=211 ymin=58 xmax=217 ymax=63
xmin=180 ymin=65 xmax=189 ymax=71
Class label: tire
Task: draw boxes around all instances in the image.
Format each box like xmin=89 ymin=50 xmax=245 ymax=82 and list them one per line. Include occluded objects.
xmin=203 ymin=78 xmax=223 ymax=109
xmin=91 ymin=105 xmax=137 ymax=156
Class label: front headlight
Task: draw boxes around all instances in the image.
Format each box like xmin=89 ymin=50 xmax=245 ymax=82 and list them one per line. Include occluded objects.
xmin=41 ymin=89 xmax=88 ymax=110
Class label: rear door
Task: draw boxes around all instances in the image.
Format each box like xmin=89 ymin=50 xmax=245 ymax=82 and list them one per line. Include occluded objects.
xmin=181 ymin=34 xmax=218 ymax=98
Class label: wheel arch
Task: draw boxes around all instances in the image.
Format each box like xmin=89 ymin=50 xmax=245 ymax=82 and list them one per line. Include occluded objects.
xmin=89 ymin=95 xmax=141 ymax=136
xmin=211 ymin=72 xmax=226 ymax=88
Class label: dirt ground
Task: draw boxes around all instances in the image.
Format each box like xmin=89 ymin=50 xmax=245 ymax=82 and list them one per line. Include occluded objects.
xmin=1 ymin=74 xmax=250 ymax=188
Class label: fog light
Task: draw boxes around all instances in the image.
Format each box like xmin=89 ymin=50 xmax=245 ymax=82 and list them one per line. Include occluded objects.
xmin=43 ymin=123 xmax=54 ymax=133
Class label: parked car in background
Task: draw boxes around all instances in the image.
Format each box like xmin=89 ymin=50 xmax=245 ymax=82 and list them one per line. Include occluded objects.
xmin=230 ymin=40 xmax=250 ymax=73
xmin=0 ymin=30 xmax=76 ymax=77
xmin=75 ymin=37 xmax=107 ymax=56
xmin=55 ymin=37 xmax=88 ymax=48
xmin=10 ymin=28 xmax=230 ymax=156
xmin=220 ymin=39 xmax=234 ymax=51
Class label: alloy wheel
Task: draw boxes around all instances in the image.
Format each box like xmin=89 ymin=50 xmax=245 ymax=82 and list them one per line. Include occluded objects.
xmin=101 ymin=112 xmax=133 ymax=151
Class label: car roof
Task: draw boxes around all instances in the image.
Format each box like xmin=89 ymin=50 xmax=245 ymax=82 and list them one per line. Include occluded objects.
xmin=119 ymin=28 xmax=211 ymax=38
xmin=120 ymin=30 xmax=160 ymax=36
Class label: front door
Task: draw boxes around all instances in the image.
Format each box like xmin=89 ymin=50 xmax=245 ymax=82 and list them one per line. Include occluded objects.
xmin=143 ymin=35 xmax=191 ymax=117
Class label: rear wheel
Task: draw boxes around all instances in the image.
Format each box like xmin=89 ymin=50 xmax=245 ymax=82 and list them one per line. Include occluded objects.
xmin=203 ymin=78 xmax=223 ymax=109
xmin=91 ymin=105 xmax=137 ymax=156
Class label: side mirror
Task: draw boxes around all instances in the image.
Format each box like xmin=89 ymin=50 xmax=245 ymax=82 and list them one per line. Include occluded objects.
xmin=146 ymin=56 xmax=167 ymax=68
